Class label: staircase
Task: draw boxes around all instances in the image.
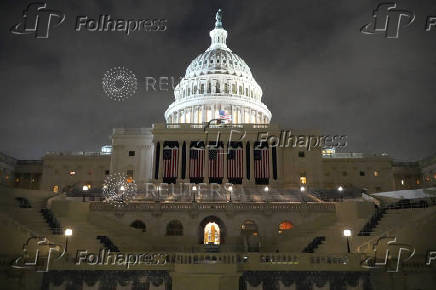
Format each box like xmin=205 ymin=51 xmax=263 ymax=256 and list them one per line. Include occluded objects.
xmin=302 ymin=236 xmax=325 ymax=253
xmin=358 ymin=207 xmax=386 ymax=236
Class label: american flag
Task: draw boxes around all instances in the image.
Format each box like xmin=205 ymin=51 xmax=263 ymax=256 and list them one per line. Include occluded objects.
xmin=254 ymin=147 xmax=270 ymax=179
xmin=163 ymin=146 xmax=178 ymax=178
xmin=189 ymin=147 xmax=205 ymax=178
xmin=209 ymin=147 xmax=224 ymax=179
xmin=219 ymin=110 xmax=232 ymax=123
xmin=227 ymin=147 xmax=243 ymax=179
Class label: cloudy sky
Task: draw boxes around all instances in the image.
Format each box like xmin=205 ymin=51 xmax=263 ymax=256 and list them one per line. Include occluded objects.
xmin=0 ymin=0 xmax=435 ymax=161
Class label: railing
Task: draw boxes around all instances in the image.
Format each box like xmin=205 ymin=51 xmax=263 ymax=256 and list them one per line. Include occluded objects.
xmin=45 ymin=152 xmax=108 ymax=157
xmin=153 ymin=123 xmax=279 ymax=130
xmin=323 ymin=153 xmax=390 ymax=159
xmin=112 ymin=128 xmax=153 ymax=135
xmin=89 ymin=201 xmax=336 ymax=212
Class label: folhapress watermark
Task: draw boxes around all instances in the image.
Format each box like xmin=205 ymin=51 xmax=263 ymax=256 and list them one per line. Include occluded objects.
xmin=10 ymin=3 xmax=65 ymax=39
xmin=11 ymin=2 xmax=167 ymax=39
xmin=361 ymin=2 xmax=436 ymax=38
xmin=11 ymin=236 xmax=65 ymax=272
xmin=360 ymin=236 xmax=415 ymax=272
xmin=75 ymin=250 xmax=167 ymax=269
xmin=75 ymin=15 xmax=167 ymax=35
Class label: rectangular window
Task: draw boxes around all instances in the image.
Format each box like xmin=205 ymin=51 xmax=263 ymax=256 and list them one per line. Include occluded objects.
xmin=129 ymin=151 xmax=135 ymax=156
xmin=359 ymin=171 xmax=365 ymax=176
xmin=105 ymin=170 xmax=110 ymax=175
xmin=374 ymin=170 xmax=379 ymax=177
xmin=127 ymin=170 xmax=134 ymax=178
xmin=300 ymin=176 xmax=307 ymax=184
xmin=298 ymin=151 xmax=305 ymax=158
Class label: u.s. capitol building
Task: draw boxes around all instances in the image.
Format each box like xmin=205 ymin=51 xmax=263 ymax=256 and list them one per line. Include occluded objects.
xmin=1 ymin=10 xmax=435 ymax=290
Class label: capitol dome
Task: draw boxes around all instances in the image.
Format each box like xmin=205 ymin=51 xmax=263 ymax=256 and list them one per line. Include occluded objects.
xmin=165 ymin=9 xmax=272 ymax=124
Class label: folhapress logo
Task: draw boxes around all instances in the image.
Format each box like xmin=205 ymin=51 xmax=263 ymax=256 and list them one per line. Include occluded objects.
xmin=361 ymin=236 xmax=415 ymax=272
xmin=11 ymin=236 xmax=65 ymax=272
xmin=361 ymin=3 xmax=415 ymax=38
xmin=10 ymin=2 xmax=65 ymax=38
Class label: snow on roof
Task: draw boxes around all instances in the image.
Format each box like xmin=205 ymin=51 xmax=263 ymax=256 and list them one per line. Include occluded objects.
xmin=373 ymin=188 xmax=436 ymax=199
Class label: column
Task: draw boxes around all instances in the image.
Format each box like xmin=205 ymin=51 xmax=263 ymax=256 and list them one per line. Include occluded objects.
xmin=190 ymin=106 xmax=194 ymax=123
xmin=158 ymin=140 xmax=164 ymax=182
xmin=242 ymin=141 xmax=248 ymax=184
xmin=204 ymin=145 xmax=209 ymax=182
xmin=249 ymin=143 xmax=254 ymax=185
xmin=268 ymin=145 xmax=273 ymax=184
xmin=186 ymin=140 xmax=191 ymax=182
xmin=202 ymin=105 xmax=206 ymax=124
xmin=178 ymin=140 xmax=183 ymax=181
xmin=223 ymin=141 xmax=228 ymax=183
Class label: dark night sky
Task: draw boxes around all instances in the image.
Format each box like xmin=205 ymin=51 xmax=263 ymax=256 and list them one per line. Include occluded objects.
xmin=0 ymin=0 xmax=435 ymax=161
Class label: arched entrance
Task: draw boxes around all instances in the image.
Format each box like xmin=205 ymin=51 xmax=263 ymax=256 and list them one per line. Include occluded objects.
xmin=241 ymin=220 xmax=260 ymax=252
xmin=198 ymin=216 xmax=226 ymax=245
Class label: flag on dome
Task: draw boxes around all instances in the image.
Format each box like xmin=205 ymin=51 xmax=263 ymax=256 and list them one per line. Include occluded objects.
xmin=219 ymin=110 xmax=232 ymax=123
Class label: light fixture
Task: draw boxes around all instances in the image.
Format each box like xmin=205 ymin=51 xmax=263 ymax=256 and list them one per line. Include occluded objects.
xmin=300 ymin=186 xmax=305 ymax=192
xmin=64 ymin=228 xmax=72 ymax=252
xmin=192 ymin=185 xmax=197 ymax=191
xmin=343 ymin=229 xmax=351 ymax=253
xmin=264 ymin=186 xmax=269 ymax=192
xmin=338 ymin=186 xmax=344 ymax=192
xmin=120 ymin=185 xmax=125 ymax=191
xmin=82 ymin=185 xmax=89 ymax=191
xmin=228 ymin=185 xmax=233 ymax=192
xmin=65 ymin=228 xmax=73 ymax=236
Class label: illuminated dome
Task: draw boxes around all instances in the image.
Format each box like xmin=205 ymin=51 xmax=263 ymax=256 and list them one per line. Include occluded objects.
xmin=165 ymin=9 xmax=271 ymax=124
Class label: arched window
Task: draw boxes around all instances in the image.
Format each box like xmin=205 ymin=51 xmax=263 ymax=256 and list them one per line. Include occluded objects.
xmin=166 ymin=220 xmax=183 ymax=236
xmin=204 ymin=222 xmax=220 ymax=245
xmin=241 ymin=220 xmax=258 ymax=235
xmin=130 ymin=220 xmax=146 ymax=232
xmin=278 ymin=221 xmax=294 ymax=234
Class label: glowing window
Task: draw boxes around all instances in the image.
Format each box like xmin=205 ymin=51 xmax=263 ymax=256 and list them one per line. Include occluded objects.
xmin=204 ymin=222 xmax=220 ymax=245
xmin=300 ymin=176 xmax=307 ymax=185
xmin=374 ymin=170 xmax=379 ymax=177
xmin=53 ymin=185 xmax=59 ymax=193
xmin=401 ymin=179 xmax=405 ymax=185
xmin=278 ymin=221 xmax=294 ymax=234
